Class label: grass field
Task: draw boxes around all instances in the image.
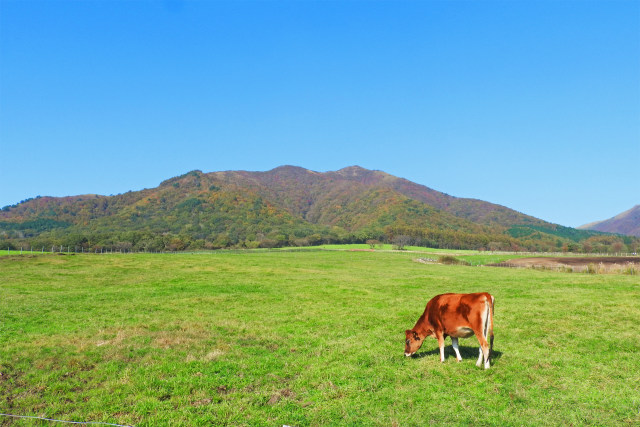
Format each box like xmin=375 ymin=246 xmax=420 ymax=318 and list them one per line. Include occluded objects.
xmin=1 ymin=251 xmax=639 ymax=426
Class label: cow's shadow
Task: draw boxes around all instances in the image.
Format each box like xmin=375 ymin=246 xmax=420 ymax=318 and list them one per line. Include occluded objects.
xmin=412 ymin=345 xmax=503 ymax=364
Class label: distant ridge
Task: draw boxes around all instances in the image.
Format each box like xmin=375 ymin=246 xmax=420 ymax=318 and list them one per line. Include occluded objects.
xmin=578 ymin=205 xmax=640 ymax=237
xmin=1 ymin=166 xmax=636 ymax=252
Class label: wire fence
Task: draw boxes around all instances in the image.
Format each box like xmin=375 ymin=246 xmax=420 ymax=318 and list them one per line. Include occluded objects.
xmin=3 ymin=246 xmax=639 ymax=258
xmin=0 ymin=413 xmax=133 ymax=426
xmin=2 ymin=246 xmax=336 ymax=256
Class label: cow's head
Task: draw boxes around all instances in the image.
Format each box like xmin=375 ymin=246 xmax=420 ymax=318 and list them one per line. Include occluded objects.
xmin=404 ymin=329 xmax=424 ymax=357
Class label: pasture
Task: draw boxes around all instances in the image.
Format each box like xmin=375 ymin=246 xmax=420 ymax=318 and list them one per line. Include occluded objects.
xmin=1 ymin=251 xmax=638 ymax=426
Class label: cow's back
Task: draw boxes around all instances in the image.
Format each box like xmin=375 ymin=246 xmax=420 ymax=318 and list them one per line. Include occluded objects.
xmin=426 ymin=292 xmax=492 ymax=337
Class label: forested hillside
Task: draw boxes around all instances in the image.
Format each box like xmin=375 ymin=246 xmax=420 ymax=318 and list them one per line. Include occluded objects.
xmin=1 ymin=166 xmax=637 ymax=253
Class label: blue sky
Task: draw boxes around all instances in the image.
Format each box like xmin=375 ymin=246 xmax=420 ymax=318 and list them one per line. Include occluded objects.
xmin=1 ymin=0 xmax=638 ymax=228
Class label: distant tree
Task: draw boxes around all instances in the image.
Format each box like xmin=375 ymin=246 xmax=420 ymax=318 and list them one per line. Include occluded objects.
xmin=213 ymin=234 xmax=231 ymax=248
xmin=294 ymin=238 xmax=310 ymax=247
xmin=191 ymin=239 xmax=206 ymax=249
xmin=244 ymin=240 xmax=261 ymax=249
xmin=566 ymin=243 xmax=579 ymax=253
xmin=274 ymin=234 xmax=288 ymax=247
xmin=488 ymin=242 xmax=501 ymax=252
xmin=307 ymin=234 xmax=324 ymax=246
xmin=611 ymin=241 xmax=624 ymax=254
xmin=114 ymin=241 xmax=133 ymax=252
xmin=392 ymin=235 xmax=411 ymax=250
xmin=2 ymin=240 xmax=17 ymax=251
xmin=259 ymin=239 xmax=278 ymax=249
xmin=366 ymin=239 xmax=380 ymax=249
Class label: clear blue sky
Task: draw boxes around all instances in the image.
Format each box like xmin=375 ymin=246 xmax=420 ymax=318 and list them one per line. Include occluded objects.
xmin=1 ymin=0 xmax=638 ymax=228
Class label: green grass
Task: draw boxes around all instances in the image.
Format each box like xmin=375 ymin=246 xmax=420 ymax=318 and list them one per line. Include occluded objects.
xmin=1 ymin=252 xmax=639 ymax=426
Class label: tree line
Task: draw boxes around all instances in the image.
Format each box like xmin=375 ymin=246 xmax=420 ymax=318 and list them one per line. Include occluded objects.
xmin=2 ymin=225 xmax=637 ymax=254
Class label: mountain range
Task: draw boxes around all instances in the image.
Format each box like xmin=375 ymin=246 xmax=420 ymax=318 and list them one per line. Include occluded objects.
xmin=1 ymin=166 xmax=636 ymax=252
xmin=579 ymin=205 xmax=640 ymax=237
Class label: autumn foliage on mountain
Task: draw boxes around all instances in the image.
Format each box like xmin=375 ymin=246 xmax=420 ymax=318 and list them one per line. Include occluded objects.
xmin=1 ymin=166 xmax=637 ymax=253
xmin=579 ymin=205 xmax=640 ymax=237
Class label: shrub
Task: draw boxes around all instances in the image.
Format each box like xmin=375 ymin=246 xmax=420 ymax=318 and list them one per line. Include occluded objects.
xmin=623 ymin=263 xmax=638 ymax=275
xmin=439 ymin=255 xmax=470 ymax=266
xmin=392 ymin=235 xmax=411 ymax=250
xmin=366 ymin=239 xmax=380 ymax=249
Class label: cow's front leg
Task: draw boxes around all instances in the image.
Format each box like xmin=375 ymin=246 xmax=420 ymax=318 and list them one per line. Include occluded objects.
xmin=436 ymin=333 xmax=445 ymax=362
xmin=451 ymin=337 xmax=462 ymax=362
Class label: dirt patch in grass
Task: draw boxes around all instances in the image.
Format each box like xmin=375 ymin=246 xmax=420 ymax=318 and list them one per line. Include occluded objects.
xmin=267 ymin=388 xmax=294 ymax=405
xmin=496 ymin=256 xmax=637 ymax=267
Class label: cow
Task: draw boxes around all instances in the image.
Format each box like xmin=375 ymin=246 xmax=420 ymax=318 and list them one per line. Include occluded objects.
xmin=404 ymin=292 xmax=495 ymax=369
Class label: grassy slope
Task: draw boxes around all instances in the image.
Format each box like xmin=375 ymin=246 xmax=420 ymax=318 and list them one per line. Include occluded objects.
xmin=1 ymin=252 xmax=638 ymax=426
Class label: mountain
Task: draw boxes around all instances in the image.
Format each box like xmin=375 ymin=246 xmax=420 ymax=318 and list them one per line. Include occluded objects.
xmin=1 ymin=166 xmax=635 ymax=252
xmin=578 ymin=205 xmax=640 ymax=237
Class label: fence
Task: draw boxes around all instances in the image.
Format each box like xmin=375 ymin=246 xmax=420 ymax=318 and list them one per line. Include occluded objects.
xmin=2 ymin=246 xmax=335 ymax=256
xmin=3 ymin=246 xmax=640 ymax=258
xmin=4 ymin=246 xmax=168 ymax=255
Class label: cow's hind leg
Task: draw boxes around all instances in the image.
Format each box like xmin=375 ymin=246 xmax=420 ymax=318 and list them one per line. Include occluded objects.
xmin=482 ymin=342 xmax=490 ymax=369
xmin=451 ymin=337 xmax=462 ymax=362
xmin=474 ymin=330 xmax=491 ymax=369
xmin=476 ymin=346 xmax=484 ymax=367
xmin=475 ymin=297 xmax=493 ymax=369
xmin=490 ymin=334 xmax=494 ymax=362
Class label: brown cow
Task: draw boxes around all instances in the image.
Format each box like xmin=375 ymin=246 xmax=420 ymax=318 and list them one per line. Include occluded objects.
xmin=404 ymin=292 xmax=495 ymax=369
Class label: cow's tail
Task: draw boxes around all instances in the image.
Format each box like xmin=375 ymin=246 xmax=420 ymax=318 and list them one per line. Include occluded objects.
xmin=484 ymin=295 xmax=495 ymax=357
